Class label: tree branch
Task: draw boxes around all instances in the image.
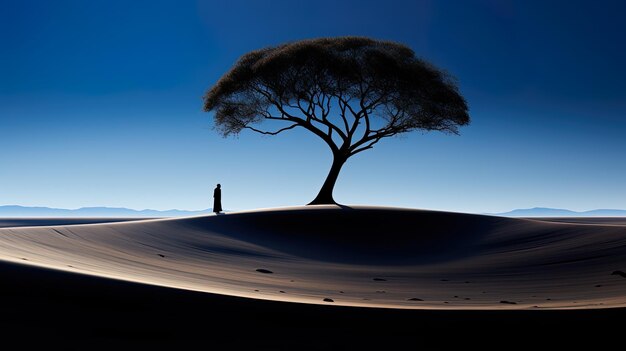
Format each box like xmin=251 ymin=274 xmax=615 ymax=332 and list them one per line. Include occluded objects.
xmin=292 ymin=90 xmax=348 ymax=142
xmin=337 ymin=94 xmax=364 ymax=140
xmin=243 ymin=123 xmax=299 ymax=135
xmin=349 ymin=132 xmax=398 ymax=156
xmin=350 ymin=138 xmax=381 ymax=155
xmin=348 ymin=126 xmax=401 ymax=154
xmin=257 ymin=89 xmax=340 ymax=153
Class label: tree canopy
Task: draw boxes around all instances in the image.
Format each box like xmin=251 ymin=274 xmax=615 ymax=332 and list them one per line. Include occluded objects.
xmin=204 ymin=36 xmax=470 ymax=205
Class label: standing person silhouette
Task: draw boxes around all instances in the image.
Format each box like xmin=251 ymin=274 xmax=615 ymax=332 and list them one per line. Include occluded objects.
xmin=213 ymin=183 xmax=223 ymax=214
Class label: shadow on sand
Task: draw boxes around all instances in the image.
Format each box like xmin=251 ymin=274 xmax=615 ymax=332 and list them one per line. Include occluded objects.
xmin=184 ymin=206 xmax=507 ymax=265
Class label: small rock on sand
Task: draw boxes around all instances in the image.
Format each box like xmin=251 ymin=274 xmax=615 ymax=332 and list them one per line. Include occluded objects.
xmin=500 ymin=300 xmax=517 ymax=305
xmin=373 ymin=278 xmax=387 ymax=281
xmin=323 ymin=298 xmax=334 ymax=302
xmin=256 ymin=269 xmax=273 ymax=274
xmin=408 ymin=298 xmax=423 ymax=301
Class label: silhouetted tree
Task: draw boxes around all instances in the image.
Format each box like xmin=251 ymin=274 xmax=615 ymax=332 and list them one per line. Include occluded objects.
xmin=204 ymin=37 xmax=470 ymax=205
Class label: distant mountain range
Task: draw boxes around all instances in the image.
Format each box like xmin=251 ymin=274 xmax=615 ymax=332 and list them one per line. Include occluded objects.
xmin=0 ymin=205 xmax=212 ymax=218
xmin=491 ymin=207 xmax=626 ymax=217
xmin=2 ymin=205 xmax=625 ymax=218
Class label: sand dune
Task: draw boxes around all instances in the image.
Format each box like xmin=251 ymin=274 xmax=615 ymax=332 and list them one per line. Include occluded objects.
xmin=0 ymin=205 xmax=624 ymax=310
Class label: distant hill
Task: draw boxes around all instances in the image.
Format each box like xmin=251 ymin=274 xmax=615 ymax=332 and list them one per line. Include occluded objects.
xmin=0 ymin=205 xmax=212 ymax=218
xmin=491 ymin=207 xmax=626 ymax=217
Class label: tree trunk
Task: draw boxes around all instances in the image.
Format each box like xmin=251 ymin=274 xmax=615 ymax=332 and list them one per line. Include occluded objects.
xmin=308 ymin=154 xmax=347 ymax=205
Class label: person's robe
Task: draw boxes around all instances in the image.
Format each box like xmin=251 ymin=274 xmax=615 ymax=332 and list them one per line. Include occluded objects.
xmin=213 ymin=188 xmax=222 ymax=213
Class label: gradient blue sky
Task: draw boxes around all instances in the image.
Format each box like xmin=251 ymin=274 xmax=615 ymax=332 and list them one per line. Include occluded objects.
xmin=2 ymin=0 xmax=626 ymax=213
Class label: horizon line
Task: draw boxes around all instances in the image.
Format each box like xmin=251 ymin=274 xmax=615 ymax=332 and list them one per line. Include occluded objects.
xmin=2 ymin=204 xmax=626 ymax=214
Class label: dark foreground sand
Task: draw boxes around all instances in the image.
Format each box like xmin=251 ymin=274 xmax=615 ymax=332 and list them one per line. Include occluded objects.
xmin=0 ymin=206 xmax=624 ymax=346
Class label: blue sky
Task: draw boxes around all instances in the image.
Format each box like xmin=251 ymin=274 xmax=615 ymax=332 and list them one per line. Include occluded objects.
xmin=1 ymin=0 xmax=626 ymax=213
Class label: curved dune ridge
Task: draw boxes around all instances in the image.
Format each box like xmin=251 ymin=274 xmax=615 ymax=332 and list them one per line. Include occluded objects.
xmin=0 ymin=205 xmax=624 ymax=310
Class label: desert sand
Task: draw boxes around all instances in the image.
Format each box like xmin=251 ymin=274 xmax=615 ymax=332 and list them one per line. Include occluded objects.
xmin=1 ymin=205 xmax=624 ymax=346
xmin=0 ymin=205 xmax=624 ymax=311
